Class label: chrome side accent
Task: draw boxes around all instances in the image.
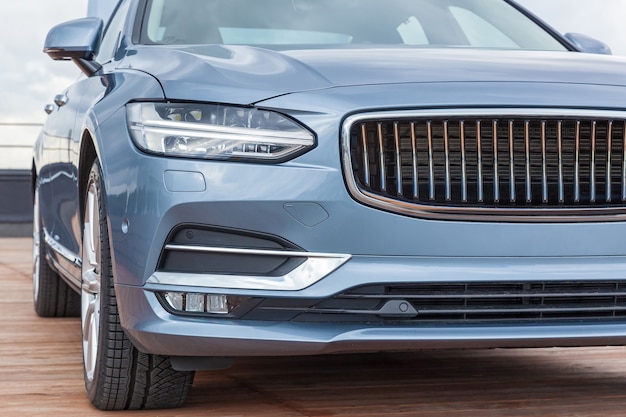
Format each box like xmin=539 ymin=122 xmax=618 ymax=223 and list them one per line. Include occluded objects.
xmin=148 ymin=245 xmax=351 ymax=291
xmin=44 ymin=229 xmax=82 ymax=269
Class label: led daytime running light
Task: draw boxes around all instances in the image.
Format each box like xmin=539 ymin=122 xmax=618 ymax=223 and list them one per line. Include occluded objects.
xmin=127 ymin=102 xmax=315 ymax=161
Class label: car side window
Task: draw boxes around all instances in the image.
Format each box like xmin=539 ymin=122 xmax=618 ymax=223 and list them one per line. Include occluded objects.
xmin=97 ymin=0 xmax=132 ymax=62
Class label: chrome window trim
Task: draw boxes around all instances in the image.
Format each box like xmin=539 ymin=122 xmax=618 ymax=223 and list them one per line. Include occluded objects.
xmin=341 ymin=108 xmax=626 ymax=223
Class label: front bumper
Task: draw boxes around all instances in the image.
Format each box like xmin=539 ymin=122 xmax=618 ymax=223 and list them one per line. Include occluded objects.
xmin=94 ymin=92 xmax=626 ymax=360
xmin=119 ymin=289 xmax=626 ymax=357
xmin=117 ymin=255 xmax=626 ymax=357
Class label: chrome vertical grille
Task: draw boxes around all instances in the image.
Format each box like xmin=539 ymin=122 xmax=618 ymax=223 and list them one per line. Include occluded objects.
xmin=342 ymin=109 xmax=626 ymax=222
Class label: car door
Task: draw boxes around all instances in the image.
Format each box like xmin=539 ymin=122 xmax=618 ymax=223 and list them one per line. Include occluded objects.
xmin=39 ymin=76 xmax=87 ymax=262
xmin=42 ymin=0 xmax=131 ymax=276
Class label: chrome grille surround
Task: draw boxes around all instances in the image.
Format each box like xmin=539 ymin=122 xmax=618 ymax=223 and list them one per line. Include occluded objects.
xmin=341 ymin=109 xmax=626 ymax=222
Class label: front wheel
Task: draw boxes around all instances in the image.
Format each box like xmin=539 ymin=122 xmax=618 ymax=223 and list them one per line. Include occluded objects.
xmin=81 ymin=160 xmax=194 ymax=410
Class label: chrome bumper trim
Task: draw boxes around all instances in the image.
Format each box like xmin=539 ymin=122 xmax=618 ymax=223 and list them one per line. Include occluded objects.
xmin=147 ymin=245 xmax=351 ymax=291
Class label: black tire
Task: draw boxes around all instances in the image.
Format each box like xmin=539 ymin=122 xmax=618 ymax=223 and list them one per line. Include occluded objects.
xmin=81 ymin=160 xmax=194 ymax=410
xmin=32 ymin=184 xmax=80 ymax=317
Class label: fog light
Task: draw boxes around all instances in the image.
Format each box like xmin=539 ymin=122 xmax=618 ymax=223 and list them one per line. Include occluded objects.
xmin=185 ymin=293 xmax=206 ymax=312
xmin=207 ymin=294 xmax=228 ymax=313
xmin=164 ymin=292 xmax=184 ymax=311
xmin=161 ymin=292 xmax=249 ymax=315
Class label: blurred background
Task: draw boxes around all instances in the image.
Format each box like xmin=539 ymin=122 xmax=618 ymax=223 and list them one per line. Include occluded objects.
xmin=0 ymin=0 xmax=624 ymax=232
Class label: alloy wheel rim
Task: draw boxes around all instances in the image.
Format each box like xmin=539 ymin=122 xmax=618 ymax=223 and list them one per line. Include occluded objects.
xmin=81 ymin=181 xmax=101 ymax=383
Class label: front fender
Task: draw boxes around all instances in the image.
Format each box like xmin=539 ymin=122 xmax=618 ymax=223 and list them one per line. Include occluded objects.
xmin=75 ymin=69 xmax=165 ymax=261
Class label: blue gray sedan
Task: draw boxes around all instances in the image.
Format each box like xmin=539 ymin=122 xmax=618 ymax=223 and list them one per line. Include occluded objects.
xmin=33 ymin=0 xmax=626 ymax=410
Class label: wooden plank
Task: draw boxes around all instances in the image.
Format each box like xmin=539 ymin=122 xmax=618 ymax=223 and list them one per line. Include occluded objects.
xmin=2 ymin=237 xmax=626 ymax=416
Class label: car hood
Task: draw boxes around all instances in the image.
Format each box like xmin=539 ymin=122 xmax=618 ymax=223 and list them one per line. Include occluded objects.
xmin=121 ymin=45 xmax=626 ymax=104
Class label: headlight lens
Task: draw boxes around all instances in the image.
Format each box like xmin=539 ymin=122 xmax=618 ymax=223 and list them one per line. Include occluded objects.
xmin=127 ymin=102 xmax=315 ymax=161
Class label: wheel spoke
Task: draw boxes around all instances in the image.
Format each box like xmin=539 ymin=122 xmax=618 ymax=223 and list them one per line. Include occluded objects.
xmin=81 ymin=179 xmax=102 ymax=383
xmin=82 ymin=293 xmax=99 ymax=381
xmin=86 ymin=185 xmax=100 ymax=269
xmin=32 ymin=189 xmax=41 ymax=302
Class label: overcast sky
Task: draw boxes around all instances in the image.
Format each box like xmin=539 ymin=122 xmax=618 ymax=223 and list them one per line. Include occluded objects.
xmin=1 ymin=1 xmax=87 ymax=124
xmin=519 ymin=0 xmax=626 ymax=56
xmin=1 ymin=0 xmax=626 ymax=125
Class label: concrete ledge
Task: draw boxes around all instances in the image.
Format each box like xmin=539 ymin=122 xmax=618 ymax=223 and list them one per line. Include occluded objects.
xmin=0 ymin=170 xmax=32 ymax=222
xmin=0 ymin=222 xmax=31 ymax=238
xmin=0 ymin=169 xmax=32 ymax=237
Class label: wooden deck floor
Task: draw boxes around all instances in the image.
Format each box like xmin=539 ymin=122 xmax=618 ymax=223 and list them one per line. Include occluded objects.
xmin=3 ymin=237 xmax=626 ymax=416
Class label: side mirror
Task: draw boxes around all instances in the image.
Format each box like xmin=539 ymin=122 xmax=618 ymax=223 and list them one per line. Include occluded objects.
xmin=44 ymin=17 xmax=104 ymax=76
xmin=564 ymin=33 xmax=612 ymax=55
xmin=44 ymin=17 xmax=104 ymax=61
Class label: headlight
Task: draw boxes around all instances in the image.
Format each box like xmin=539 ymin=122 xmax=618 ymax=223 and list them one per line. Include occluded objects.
xmin=127 ymin=102 xmax=315 ymax=162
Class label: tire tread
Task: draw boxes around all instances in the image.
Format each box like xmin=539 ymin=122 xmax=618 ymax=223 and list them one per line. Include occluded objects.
xmin=33 ymin=198 xmax=81 ymax=318
xmin=84 ymin=161 xmax=194 ymax=411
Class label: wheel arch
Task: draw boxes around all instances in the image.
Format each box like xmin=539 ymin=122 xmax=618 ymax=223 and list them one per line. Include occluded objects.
xmin=78 ymin=129 xmax=99 ymax=235
xmin=31 ymin=160 xmax=37 ymax=203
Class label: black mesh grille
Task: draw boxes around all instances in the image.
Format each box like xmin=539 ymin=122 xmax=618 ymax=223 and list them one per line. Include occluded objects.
xmin=243 ymin=281 xmax=626 ymax=324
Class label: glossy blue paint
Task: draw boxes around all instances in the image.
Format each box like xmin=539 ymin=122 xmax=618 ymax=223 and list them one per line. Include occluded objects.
xmin=121 ymin=47 xmax=626 ymax=106
xmin=163 ymin=170 xmax=206 ymax=193
xmin=34 ymin=0 xmax=626 ymax=364
xmin=44 ymin=17 xmax=103 ymax=61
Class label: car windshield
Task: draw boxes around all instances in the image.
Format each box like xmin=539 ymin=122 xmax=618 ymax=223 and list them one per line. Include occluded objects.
xmin=139 ymin=0 xmax=567 ymax=51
